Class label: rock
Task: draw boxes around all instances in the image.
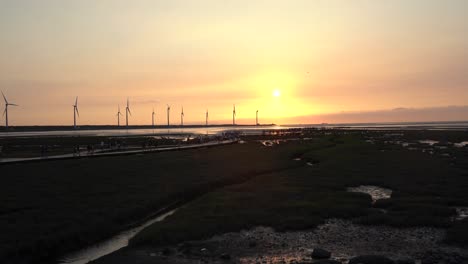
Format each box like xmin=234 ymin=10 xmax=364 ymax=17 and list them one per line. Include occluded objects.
xmin=421 ymin=250 xmax=468 ymax=264
xmin=220 ymin=253 xmax=231 ymax=260
xmin=349 ymin=255 xmax=394 ymax=264
xmin=312 ymin=248 xmax=332 ymax=259
xmin=178 ymin=244 xmax=192 ymax=255
xmin=313 ymin=260 xmax=342 ymax=264
xmin=249 ymin=241 xmax=257 ymax=248
xmin=421 ymin=250 xmax=443 ymax=264
xmin=396 ymin=258 xmax=415 ymax=264
xmin=161 ymin=248 xmax=172 ymax=256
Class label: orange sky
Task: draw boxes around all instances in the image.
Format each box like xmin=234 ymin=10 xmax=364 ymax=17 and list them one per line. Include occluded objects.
xmin=1 ymin=0 xmax=467 ymax=126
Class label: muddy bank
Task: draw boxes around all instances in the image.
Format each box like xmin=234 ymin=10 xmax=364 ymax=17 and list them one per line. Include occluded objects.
xmin=91 ymin=219 xmax=468 ymax=264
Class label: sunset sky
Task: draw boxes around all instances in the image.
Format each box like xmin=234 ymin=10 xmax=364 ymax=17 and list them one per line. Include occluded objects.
xmin=1 ymin=0 xmax=467 ymax=126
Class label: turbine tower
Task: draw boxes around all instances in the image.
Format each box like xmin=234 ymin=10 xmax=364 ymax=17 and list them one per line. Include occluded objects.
xmin=152 ymin=108 xmax=155 ymax=127
xmin=206 ymin=109 xmax=209 ymax=126
xmin=73 ymin=97 xmax=79 ymax=129
xmin=181 ymin=107 xmax=184 ymax=126
xmin=256 ymin=110 xmax=259 ymax=126
xmin=2 ymin=91 xmax=18 ymax=129
xmin=116 ymin=105 xmax=122 ymax=127
xmin=167 ymin=104 xmax=171 ymax=127
xmin=232 ymin=104 xmax=236 ymax=125
xmin=125 ymin=98 xmax=131 ymax=128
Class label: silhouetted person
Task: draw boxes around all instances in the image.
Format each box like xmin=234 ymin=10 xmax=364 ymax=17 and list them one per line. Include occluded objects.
xmin=73 ymin=145 xmax=80 ymax=157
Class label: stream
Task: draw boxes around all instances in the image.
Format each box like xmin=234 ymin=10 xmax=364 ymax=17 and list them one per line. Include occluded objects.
xmin=59 ymin=209 xmax=177 ymax=264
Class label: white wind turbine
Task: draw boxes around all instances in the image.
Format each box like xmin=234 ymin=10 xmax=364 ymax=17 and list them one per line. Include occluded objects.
xmin=125 ymin=98 xmax=131 ymax=128
xmin=152 ymin=107 xmax=155 ymax=127
xmin=167 ymin=104 xmax=171 ymax=127
xmin=116 ymin=105 xmax=122 ymax=127
xmin=2 ymin=91 xmax=18 ymax=129
xmin=73 ymin=97 xmax=79 ymax=129
xmin=232 ymin=104 xmax=236 ymax=125
xmin=181 ymin=107 xmax=184 ymax=126
xmin=206 ymin=109 xmax=209 ymax=126
xmin=256 ymin=110 xmax=259 ymax=125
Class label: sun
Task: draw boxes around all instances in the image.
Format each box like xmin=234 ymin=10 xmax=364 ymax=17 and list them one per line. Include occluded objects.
xmin=273 ymin=89 xmax=281 ymax=97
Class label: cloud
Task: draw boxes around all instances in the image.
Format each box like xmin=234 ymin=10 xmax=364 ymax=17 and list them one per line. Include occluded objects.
xmin=286 ymin=105 xmax=468 ymax=124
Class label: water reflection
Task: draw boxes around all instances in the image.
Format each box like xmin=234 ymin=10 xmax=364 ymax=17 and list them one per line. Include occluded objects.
xmin=0 ymin=125 xmax=283 ymax=138
xmin=347 ymin=185 xmax=392 ymax=203
xmin=60 ymin=209 xmax=177 ymax=264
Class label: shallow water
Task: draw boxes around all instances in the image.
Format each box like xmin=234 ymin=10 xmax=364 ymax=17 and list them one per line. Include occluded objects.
xmin=454 ymin=141 xmax=468 ymax=148
xmin=456 ymin=208 xmax=468 ymax=221
xmin=0 ymin=125 xmax=283 ymax=138
xmin=347 ymin=185 xmax=392 ymax=203
xmin=59 ymin=209 xmax=177 ymax=264
xmin=2 ymin=121 xmax=468 ymax=138
xmin=260 ymin=140 xmax=280 ymax=147
xmin=419 ymin=140 xmax=439 ymax=146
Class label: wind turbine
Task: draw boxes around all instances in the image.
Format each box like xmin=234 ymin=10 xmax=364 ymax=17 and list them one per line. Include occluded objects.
xmin=152 ymin=108 xmax=155 ymax=127
xmin=2 ymin=91 xmax=18 ymax=129
xmin=206 ymin=109 xmax=209 ymax=126
xmin=256 ymin=110 xmax=259 ymax=126
xmin=73 ymin=97 xmax=79 ymax=129
xmin=167 ymin=104 xmax=171 ymax=127
xmin=116 ymin=105 xmax=122 ymax=127
xmin=181 ymin=107 xmax=184 ymax=126
xmin=232 ymin=104 xmax=236 ymax=125
xmin=125 ymin=98 xmax=131 ymax=128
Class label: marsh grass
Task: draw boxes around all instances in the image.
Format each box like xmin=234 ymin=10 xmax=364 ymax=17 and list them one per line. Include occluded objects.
xmin=131 ymin=132 xmax=468 ymax=248
xmin=0 ymin=141 xmax=299 ymax=263
xmin=2 ymin=130 xmax=468 ymax=263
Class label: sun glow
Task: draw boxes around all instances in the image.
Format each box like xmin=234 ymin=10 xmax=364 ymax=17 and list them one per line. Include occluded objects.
xmin=273 ymin=89 xmax=281 ymax=97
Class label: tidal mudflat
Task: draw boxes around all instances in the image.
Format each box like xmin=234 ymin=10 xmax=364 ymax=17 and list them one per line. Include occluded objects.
xmin=2 ymin=129 xmax=468 ymax=264
xmin=94 ymin=129 xmax=468 ymax=264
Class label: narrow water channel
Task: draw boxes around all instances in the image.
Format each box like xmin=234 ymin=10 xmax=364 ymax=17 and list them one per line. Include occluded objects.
xmin=59 ymin=209 xmax=177 ymax=264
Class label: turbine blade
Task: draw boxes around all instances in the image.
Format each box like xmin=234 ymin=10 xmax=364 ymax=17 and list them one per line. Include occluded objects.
xmin=9 ymin=104 xmax=18 ymax=106
xmin=75 ymin=97 xmax=78 ymax=106
xmin=2 ymin=108 xmax=5 ymax=117
xmin=76 ymin=107 xmax=80 ymax=117
xmin=1 ymin=91 xmax=8 ymax=104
